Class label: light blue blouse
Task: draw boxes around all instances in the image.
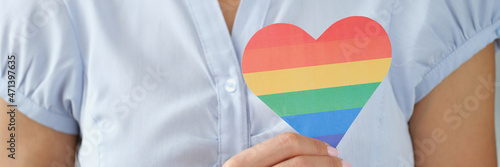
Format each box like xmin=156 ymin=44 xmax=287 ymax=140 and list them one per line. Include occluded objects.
xmin=1 ymin=0 xmax=499 ymax=166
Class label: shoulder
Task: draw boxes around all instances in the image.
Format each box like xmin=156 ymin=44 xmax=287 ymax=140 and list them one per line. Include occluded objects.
xmin=387 ymin=0 xmax=500 ymax=118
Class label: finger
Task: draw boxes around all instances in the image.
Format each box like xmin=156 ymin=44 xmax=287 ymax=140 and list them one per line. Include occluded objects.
xmin=223 ymin=132 xmax=337 ymax=167
xmin=273 ymin=155 xmax=348 ymax=167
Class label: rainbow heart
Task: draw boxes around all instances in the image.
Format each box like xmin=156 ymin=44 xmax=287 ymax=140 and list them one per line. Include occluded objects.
xmin=242 ymin=16 xmax=392 ymax=147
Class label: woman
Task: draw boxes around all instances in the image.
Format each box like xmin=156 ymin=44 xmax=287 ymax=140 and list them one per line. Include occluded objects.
xmin=0 ymin=0 xmax=498 ymax=166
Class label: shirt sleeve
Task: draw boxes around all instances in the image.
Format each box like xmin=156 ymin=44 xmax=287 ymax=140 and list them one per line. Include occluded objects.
xmin=0 ymin=0 xmax=82 ymax=135
xmin=388 ymin=0 xmax=500 ymax=119
xmin=413 ymin=0 xmax=500 ymax=101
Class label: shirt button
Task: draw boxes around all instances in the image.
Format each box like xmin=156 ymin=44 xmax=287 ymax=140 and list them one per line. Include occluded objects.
xmin=225 ymin=78 xmax=237 ymax=92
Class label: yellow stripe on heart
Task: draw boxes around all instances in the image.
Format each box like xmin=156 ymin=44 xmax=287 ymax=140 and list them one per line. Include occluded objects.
xmin=243 ymin=58 xmax=391 ymax=96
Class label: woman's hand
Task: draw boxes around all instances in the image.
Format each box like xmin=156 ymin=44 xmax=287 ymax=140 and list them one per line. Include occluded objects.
xmin=223 ymin=132 xmax=351 ymax=167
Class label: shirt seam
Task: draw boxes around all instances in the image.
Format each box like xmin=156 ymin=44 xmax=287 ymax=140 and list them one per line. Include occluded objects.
xmin=185 ymin=0 xmax=223 ymax=166
xmin=60 ymin=0 xmax=94 ymax=166
xmin=0 ymin=77 xmax=77 ymax=119
xmin=60 ymin=0 xmax=85 ymax=114
xmin=259 ymin=1 xmax=271 ymax=28
xmin=0 ymin=78 xmax=79 ymax=135
xmin=245 ymin=0 xmax=272 ymax=149
xmin=235 ymin=0 xmax=251 ymax=152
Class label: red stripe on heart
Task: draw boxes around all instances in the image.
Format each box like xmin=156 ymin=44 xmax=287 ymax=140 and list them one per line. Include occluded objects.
xmin=245 ymin=16 xmax=388 ymax=50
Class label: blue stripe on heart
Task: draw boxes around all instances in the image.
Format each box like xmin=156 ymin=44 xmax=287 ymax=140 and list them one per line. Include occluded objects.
xmin=281 ymin=108 xmax=361 ymax=147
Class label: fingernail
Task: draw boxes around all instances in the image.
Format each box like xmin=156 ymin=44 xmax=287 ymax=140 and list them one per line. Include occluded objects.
xmin=326 ymin=146 xmax=338 ymax=157
xmin=341 ymin=160 xmax=352 ymax=167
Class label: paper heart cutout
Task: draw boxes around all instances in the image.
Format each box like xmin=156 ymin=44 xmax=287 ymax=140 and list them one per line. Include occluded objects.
xmin=242 ymin=16 xmax=392 ymax=147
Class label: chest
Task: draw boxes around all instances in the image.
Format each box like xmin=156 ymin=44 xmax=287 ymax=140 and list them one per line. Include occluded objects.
xmin=72 ymin=1 xmax=415 ymax=166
